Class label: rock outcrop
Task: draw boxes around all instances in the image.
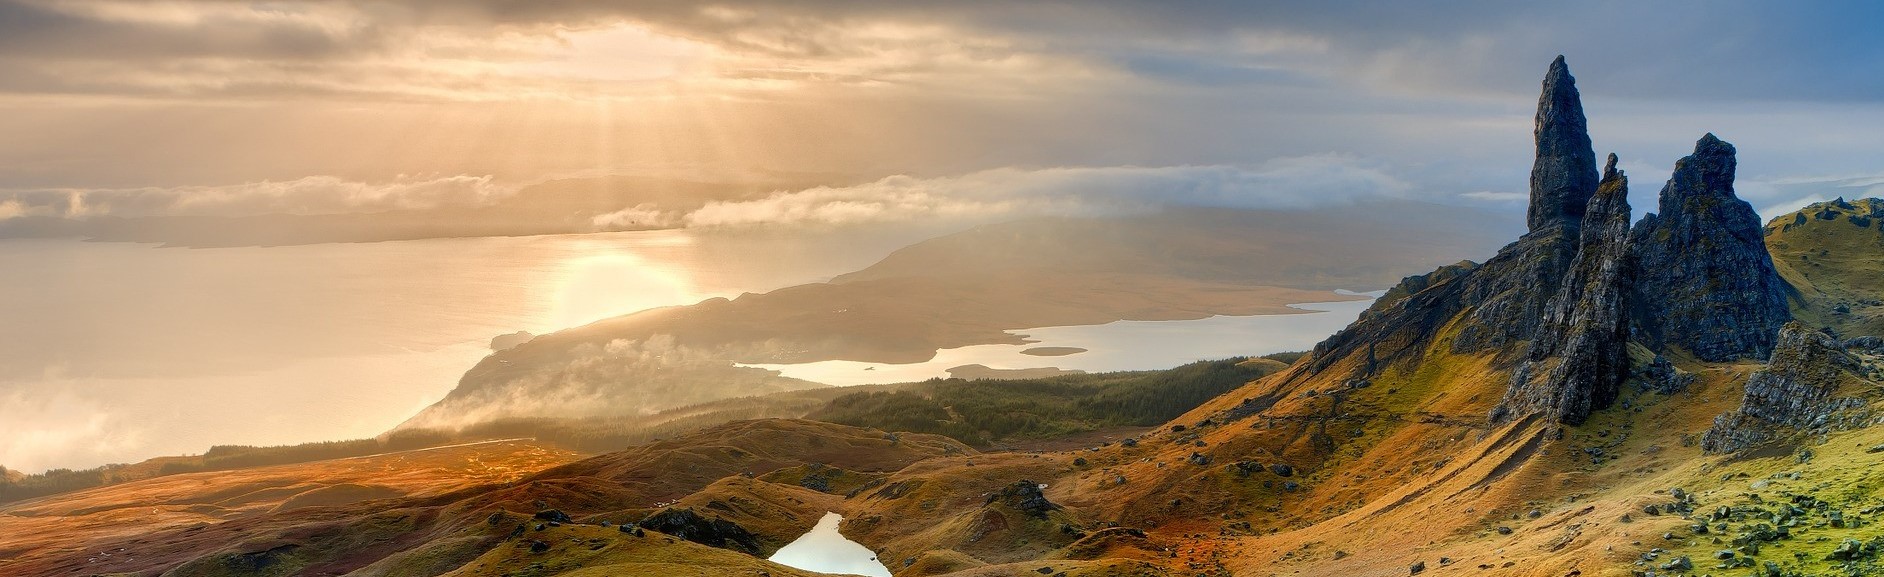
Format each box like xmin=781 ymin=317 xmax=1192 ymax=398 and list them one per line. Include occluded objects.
xmin=1305 ymin=60 xmax=1608 ymax=377
xmin=638 ymin=508 xmax=765 ymax=555
xmin=1701 ymin=322 xmax=1864 ymax=453
xmin=1494 ymin=155 xmax=1634 ymax=425
xmin=1451 ymin=57 xmax=1599 ymax=355
xmin=1633 ymin=134 xmax=1791 ymax=361
xmin=1304 ymin=59 xmax=1796 ymax=430
xmin=1527 ymin=55 xmax=1601 ymax=233
xmin=986 ymin=480 xmax=1059 ymax=518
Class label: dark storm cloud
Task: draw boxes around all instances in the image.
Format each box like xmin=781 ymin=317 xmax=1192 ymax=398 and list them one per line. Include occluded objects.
xmin=0 ymin=1 xmax=373 ymax=61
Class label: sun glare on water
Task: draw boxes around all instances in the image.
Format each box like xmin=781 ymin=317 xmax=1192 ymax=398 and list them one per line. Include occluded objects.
xmin=545 ymin=247 xmax=697 ymax=330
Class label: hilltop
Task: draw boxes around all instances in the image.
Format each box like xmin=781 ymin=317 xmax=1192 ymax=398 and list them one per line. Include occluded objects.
xmin=1766 ymin=196 xmax=1884 ymax=337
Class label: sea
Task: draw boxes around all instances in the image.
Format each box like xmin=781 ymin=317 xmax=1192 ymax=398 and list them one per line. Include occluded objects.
xmin=0 ymin=228 xmax=1374 ymax=472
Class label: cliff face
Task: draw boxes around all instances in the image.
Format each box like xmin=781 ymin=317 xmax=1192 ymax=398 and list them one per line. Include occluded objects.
xmin=1701 ymin=322 xmax=1864 ymax=453
xmin=1632 ymin=134 xmax=1792 ymax=362
xmin=1493 ymin=155 xmax=1634 ymax=425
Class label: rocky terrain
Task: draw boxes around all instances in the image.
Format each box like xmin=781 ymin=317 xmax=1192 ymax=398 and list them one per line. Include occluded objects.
xmin=12 ymin=57 xmax=1884 ymax=577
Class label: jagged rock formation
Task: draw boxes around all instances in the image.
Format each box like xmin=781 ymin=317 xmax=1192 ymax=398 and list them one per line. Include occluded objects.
xmin=1311 ymin=59 xmax=1791 ymax=429
xmin=1701 ymin=322 xmax=1864 ymax=453
xmin=1450 ymin=225 xmax=1581 ymax=354
xmin=1451 ymin=57 xmax=1599 ymax=355
xmin=1633 ymin=134 xmax=1791 ymax=361
xmin=1527 ymin=55 xmax=1601 ymax=233
xmin=1494 ymin=154 xmax=1634 ymax=425
xmin=1311 ymin=60 xmax=1600 ymax=371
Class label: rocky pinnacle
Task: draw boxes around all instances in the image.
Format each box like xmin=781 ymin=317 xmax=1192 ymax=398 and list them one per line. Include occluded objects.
xmin=1494 ymin=153 xmax=1633 ymax=425
xmin=1631 ymin=134 xmax=1791 ymax=361
xmin=1526 ymin=55 xmax=1600 ymax=233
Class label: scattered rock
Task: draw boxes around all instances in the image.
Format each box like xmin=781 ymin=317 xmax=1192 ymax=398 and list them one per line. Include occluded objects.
xmin=1638 ymin=354 xmax=1695 ymax=394
xmin=1827 ymin=538 xmax=1867 ymax=560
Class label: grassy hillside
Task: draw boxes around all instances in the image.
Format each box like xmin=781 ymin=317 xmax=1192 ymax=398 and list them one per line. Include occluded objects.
xmin=809 ymin=357 xmax=1292 ymax=446
xmin=1765 ymin=197 xmax=1884 ymax=337
xmin=3 ymin=356 xmax=1291 ymax=506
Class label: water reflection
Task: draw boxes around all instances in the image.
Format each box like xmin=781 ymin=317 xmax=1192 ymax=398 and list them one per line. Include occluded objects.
xmin=768 ymin=512 xmax=892 ymax=577
xmin=744 ymin=295 xmax=1377 ymax=385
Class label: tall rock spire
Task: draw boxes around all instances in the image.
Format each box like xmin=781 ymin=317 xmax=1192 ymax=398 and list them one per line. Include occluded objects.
xmin=1632 ymin=134 xmax=1790 ymax=361
xmin=1493 ymin=153 xmax=1634 ymax=425
xmin=1447 ymin=57 xmax=1595 ymax=354
xmin=1527 ymin=55 xmax=1600 ymax=233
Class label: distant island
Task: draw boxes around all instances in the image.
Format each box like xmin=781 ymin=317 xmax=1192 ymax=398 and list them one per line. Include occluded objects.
xmin=1019 ymin=346 xmax=1086 ymax=357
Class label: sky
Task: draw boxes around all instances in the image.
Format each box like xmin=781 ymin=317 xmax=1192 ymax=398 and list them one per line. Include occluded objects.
xmin=1 ymin=0 xmax=1883 ymax=224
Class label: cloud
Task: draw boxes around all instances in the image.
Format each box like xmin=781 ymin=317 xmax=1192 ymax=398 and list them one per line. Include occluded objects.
xmin=1458 ymin=191 xmax=1525 ymax=202
xmin=0 ymin=174 xmax=513 ymax=219
xmin=591 ymin=203 xmax=678 ymax=229
xmin=682 ymin=157 xmax=1409 ymax=227
xmin=0 ymin=388 xmax=141 ymax=473
xmin=402 ymin=334 xmax=807 ymax=428
xmin=1735 ymin=172 xmax=1884 ymax=219
xmin=4 ymin=1 xmax=1879 ymax=104
xmin=1 ymin=0 xmax=1881 ymax=217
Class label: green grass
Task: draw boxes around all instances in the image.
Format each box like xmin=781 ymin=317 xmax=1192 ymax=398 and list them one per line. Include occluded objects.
xmin=1764 ymin=197 xmax=1884 ymax=337
xmin=805 ymin=357 xmax=1287 ymax=446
